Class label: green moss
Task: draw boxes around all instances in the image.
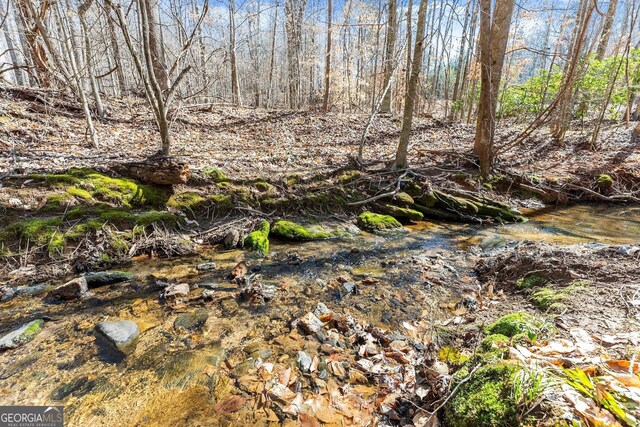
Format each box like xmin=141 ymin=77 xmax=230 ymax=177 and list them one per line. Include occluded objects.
xmin=444 ymin=363 xmax=519 ymax=427
xmin=596 ymin=174 xmax=613 ymax=189
xmin=480 ymin=334 xmax=510 ymax=352
xmin=67 ymin=186 xmax=92 ymax=200
xmin=47 ymin=232 xmax=66 ymax=256
xmin=216 ymin=182 xmax=252 ymax=202
xmin=42 ymin=193 xmax=73 ymax=212
xmin=209 ymin=194 xmax=232 ymax=207
xmin=378 ymin=204 xmax=424 ymax=221
xmin=99 ymin=210 xmax=135 ymax=224
xmin=357 ymin=212 xmax=402 ymax=232
xmin=4 ymin=218 xmax=64 ymax=244
xmin=337 ymin=170 xmax=361 ymax=184
xmin=109 ymin=234 xmax=132 ymax=253
xmin=135 ymin=211 xmax=179 ymax=227
xmin=438 ymin=346 xmax=469 ymax=365
xmin=245 ymin=221 xmax=270 ymax=256
xmin=271 ymin=220 xmax=330 ymax=241
xmin=204 ymin=167 xmax=229 ymax=182
xmin=167 ymin=192 xmax=206 ymax=210
xmin=485 ymin=312 xmax=539 ymax=338
xmin=529 ymin=281 xmax=588 ymax=312
xmin=391 ymin=192 xmax=414 ymax=207
xmin=64 ymin=220 xmax=104 ymax=240
xmin=516 ymin=273 xmax=547 ymax=289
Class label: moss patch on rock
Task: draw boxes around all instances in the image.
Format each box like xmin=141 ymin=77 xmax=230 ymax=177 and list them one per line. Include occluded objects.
xmin=377 ymin=204 xmax=424 ymax=221
xmin=271 ymin=220 xmax=330 ymax=241
xmin=485 ymin=312 xmax=542 ymax=338
xmin=444 ymin=363 xmax=519 ymax=427
xmin=204 ymin=167 xmax=229 ymax=183
xmin=357 ymin=212 xmax=402 ymax=232
xmin=244 ymin=221 xmax=270 ymax=256
xmin=596 ymin=174 xmax=613 ymax=190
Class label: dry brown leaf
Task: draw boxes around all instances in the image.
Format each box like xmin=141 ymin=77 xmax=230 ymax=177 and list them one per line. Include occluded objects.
xmin=213 ymin=395 xmax=245 ymax=414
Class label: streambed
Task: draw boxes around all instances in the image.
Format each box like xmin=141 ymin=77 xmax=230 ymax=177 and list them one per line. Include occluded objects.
xmin=0 ymin=204 xmax=638 ymax=426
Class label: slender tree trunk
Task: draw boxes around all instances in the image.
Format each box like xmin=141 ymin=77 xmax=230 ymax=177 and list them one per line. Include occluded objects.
xmin=267 ymin=2 xmax=278 ymax=108
xmin=596 ymin=0 xmax=618 ymax=60
xmin=229 ymin=0 xmax=240 ymax=105
xmin=394 ymin=0 xmax=427 ymax=169
xmin=78 ymin=0 xmax=105 ymax=118
xmin=549 ymin=0 xmax=595 ymax=143
xmin=141 ymin=0 xmax=169 ymax=92
xmin=322 ymin=0 xmax=331 ymax=111
xmin=0 ymin=0 xmax=25 ymax=85
xmin=473 ymin=0 xmax=516 ymax=176
xmin=380 ymin=0 xmax=397 ymax=114
xmin=103 ymin=0 xmax=127 ymax=95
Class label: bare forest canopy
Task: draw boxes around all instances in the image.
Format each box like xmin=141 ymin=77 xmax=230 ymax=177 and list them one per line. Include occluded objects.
xmin=1 ymin=0 xmax=639 ymax=173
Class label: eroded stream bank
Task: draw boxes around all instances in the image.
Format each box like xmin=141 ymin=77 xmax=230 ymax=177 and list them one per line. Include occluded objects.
xmin=1 ymin=204 xmax=639 ymax=426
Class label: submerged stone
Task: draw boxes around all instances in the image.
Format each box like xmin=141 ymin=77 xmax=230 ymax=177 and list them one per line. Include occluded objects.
xmin=174 ymin=308 xmax=209 ymax=331
xmin=0 ymin=319 xmax=45 ymax=351
xmin=84 ymin=271 xmax=133 ymax=288
xmin=196 ymin=261 xmax=217 ymax=272
xmin=47 ymin=277 xmax=88 ymax=300
xmin=95 ymin=320 xmax=139 ymax=361
xmin=297 ymin=351 xmax=313 ymax=372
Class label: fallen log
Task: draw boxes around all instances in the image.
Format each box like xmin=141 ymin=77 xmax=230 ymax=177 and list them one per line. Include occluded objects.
xmin=112 ymin=156 xmax=191 ymax=185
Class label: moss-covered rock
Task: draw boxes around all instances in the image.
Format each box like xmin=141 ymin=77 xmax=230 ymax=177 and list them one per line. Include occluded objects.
xmin=357 ymin=212 xmax=402 ymax=232
xmin=485 ymin=312 xmax=539 ymax=338
xmin=245 ymin=221 xmax=270 ymax=256
xmin=204 ymin=167 xmax=230 ymax=183
xmin=0 ymin=319 xmax=45 ymax=351
xmin=271 ymin=220 xmax=330 ymax=241
xmin=596 ymin=174 xmax=613 ymax=190
xmin=444 ymin=363 xmax=519 ymax=427
xmin=167 ymin=192 xmax=206 ymax=211
xmin=377 ymin=204 xmax=424 ymax=221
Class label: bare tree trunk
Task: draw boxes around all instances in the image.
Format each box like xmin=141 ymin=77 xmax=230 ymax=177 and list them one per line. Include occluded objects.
xmin=473 ymin=0 xmax=515 ymax=176
xmin=267 ymin=1 xmax=278 ymax=108
xmin=285 ymin=0 xmax=306 ymax=109
xmin=549 ymin=0 xmax=594 ymax=143
xmin=15 ymin=0 xmax=51 ymax=86
xmin=322 ymin=0 xmax=331 ymax=111
xmin=596 ymin=0 xmax=618 ymax=60
xmin=449 ymin=0 xmax=472 ymax=120
xmin=0 ymin=0 xmax=25 ymax=85
xmin=379 ymin=0 xmax=396 ymax=114
xmin=78 ymin=0 xmax=105 ymax=118
xmin=141 ymin=0 xmax=169 ymax=92
xmin=394 ymin=0 xmax=427 ymax=169
xmin=103 ymin=0 xmax=127 ymax=95
xmin=229 ymin=0 xmax=240 ymax=105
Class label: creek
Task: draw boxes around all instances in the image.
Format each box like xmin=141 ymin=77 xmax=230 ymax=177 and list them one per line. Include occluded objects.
xmin=0 ymin=204 xmax=638 ymax=425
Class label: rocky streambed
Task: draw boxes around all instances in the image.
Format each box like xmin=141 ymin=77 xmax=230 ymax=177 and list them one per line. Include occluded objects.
xmin=0 ymin=204 xmax=639 ymax=426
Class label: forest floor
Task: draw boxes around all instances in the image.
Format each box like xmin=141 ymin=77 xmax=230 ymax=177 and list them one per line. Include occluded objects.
xmin=2 ymin=88 xmax=639 ymax=188
xmin=1 ymin=88 xmax=640 ymax=426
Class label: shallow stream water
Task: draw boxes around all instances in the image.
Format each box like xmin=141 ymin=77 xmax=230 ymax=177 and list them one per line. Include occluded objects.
xmin=0 ymin=204 xmax=638 ymax=425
